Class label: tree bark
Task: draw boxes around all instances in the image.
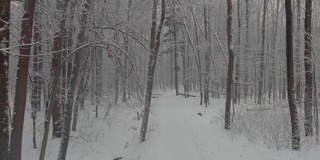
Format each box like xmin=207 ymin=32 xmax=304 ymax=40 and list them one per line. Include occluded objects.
xmin=174 ymin=23 xmax=179 ymax=96
xmin=304 ymin=0 xmax=313 ymax=137
xmin=244 ymin=0 xmax=249 ymax=102
xmin=10 ymin=0 xmax=36 ymax=159
xmin=285 ymin=0 xmax=300 ymax=150
xmin=204 ymin=5 xmax=211 ymax=107
xmin=225 ymin=0 xmax=234 ymax=130
xmin=258 ymin=0 xmax=268 ymax=104
xmin=235 ymin=0 xmax=241 ymax=104
xmin=0 ymin=0 xmax=10 ymax=159
xmin=295 ymin=0 xmax=302 ymax=105
xmin=31 ymin=2 xmax=43 ymax=149
xmin=140 ymin=0 xmax=165 ymax=143
xmin=51 ymin=34 xmax=63 ymax=138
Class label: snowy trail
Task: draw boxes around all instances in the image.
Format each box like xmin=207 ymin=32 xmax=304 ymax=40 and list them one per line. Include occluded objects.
xmin=126 ymin=91 xmax=208 ymax=160
xmin=149 ymin=92 xmax=203 ymax=160
xmin=124 ymin=91 xmax=320 ymax=160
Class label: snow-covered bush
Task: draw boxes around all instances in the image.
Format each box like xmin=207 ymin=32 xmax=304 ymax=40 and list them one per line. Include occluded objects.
xmin=229 ymin=105 xmax=293 ymax=150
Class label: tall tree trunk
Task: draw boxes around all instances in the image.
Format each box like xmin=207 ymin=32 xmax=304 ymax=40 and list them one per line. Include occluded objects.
xmin=10 ymin=1 xmax=36 ymax=159
xmin=39 ymin=1 xmax=70 ymax=158
xmin=31 ymin=2 xmax=43 ymax=148
xmin=57 ymin=12 xmax=86 ymax=159
xmin=258 ymin=0 xmax=268 ymax=104
xmin=140 ymin=0 xmax=165 ymax=143
xmin=204 ymin=5 xmax=211 ymax=107
xmin=244 ymin=0 xmax=249 ymax=102
xmin=271 ymin=0 xmax=280 ymax=103
xmin=122 ymin=50 xmax=128 ymax=102
xmin=295 ymin=0 xmax=302 ymax=105
xmin=39 ymin=43 xmax=62 ymax=160
xmin=285 ymin=0 xmax=300 ymax=150
xmin=114 ymin=0 xmax=121 ymax=104
xmin=225 ymin=0 xmax=234 ymax=130
xmin=174 ymin=24 xmax=179 ymax=96
xmin=304 ymin=0 xmax=313 ymax=137
xmin=235 ymin=0 xmax=241 ymax=104
xmin=194 ymin=20 xmax=203 ymax=105
xmin=0 ymin=0 xmax=10 ymax=159
xmin=51 ymin=34 xmax=63 ymax=138
xmin=72 ymin=0 xmax=91 ymax=131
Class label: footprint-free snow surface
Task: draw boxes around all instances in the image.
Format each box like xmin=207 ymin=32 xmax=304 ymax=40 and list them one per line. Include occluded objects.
xmin=23 ymin=91 xmax=319 ymax=160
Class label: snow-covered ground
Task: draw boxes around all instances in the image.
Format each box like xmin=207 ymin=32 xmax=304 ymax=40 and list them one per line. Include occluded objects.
xmin=22 ymin=91 xmax=319 ymax=160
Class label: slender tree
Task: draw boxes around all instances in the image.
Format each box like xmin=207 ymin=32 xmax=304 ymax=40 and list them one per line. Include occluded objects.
xmin=285 ymin=0 xmax=300 ymax=150
xmin=57 ymin=0 xmax=90 ymax=158
xmin=0 ymin=0 xmax=10 ymax=159
xmin=204 ymin=5 xmax=211 ymax=107
xmin=258 ymin=0 xmax=268 ymax=104
xmin=235 ymin=0 xmax=241 ymax=104
xmin=244 ymin=0 xmax=249 ymax=102
xmin=140 ymin=0 xmax=166 ymax=142
xmin=225 ymin=0 xmax=234 ymax=130
xmin=304 ymin=0 xmax=313 ymax=136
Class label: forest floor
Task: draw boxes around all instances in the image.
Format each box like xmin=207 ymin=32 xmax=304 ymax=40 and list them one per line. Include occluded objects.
xmin=22 ymin=91 xmax=319 ymax=160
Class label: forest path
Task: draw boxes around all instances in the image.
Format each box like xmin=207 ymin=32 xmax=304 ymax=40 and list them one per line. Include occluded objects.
xmin=145 ymin=91 xmax=205 ymax=160
xmin=124 ymin=91 xmax=317 ymax=160
xmin=125 ymin=91 xmax=225 ymax=160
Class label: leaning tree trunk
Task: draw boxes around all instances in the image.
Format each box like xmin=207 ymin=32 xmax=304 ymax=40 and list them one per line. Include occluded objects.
xmin=10 ymin=1 xmax=36 ymax=159
xmin=304 ymin=0 xmax=313 ymax=137
xmin=140 ymin=0 xmax=165 ymax=143
xmin=285 ymin=0 xmax=300 ymax=150
xmin=0 ymin=0 xmax=10 ymax=159
xmin=39 ymin=44 xmax=62 ymax=160
xmin=225 ymin=0 xmax=234 ymax=130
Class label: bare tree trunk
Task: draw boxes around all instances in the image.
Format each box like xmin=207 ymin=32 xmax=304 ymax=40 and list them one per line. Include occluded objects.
xmin=244 ymin=0 xmax=249 ymax=102
xmin=114 ymin=0 xmax=121 ymax=104
xmin=39 ymin=44 xmax=62 ymax=160
xmin=31 ymin=2 xmax=43 ymax=148
xmin=225 ymin=0 xmax=234 ymax=130
xmin=57 ymin=10 xmax=86 ymax=158
xmin=204 ymin=5 xmax=211 ymax=107
xmin=0 ymin=0 xmax=10 ymax=159
xmin=285 ymin=0 xmax=300 ymax=150
xmin=235 ymin=0 xmax=241 ymax=104
xmin=258 ymin=0 xmax=268 ymax=104
xmin=271 ymin=0 xmax=280 ymax=103
xmin=51 ymin=34 xmax=63 ymax=138
xmin=304 ymin=0 xmax=313 ymax=137
xmin=174 ymin=24 xmax=179 ymax=96
xmin=39 ymin=1 xmax=70 ymax=158
xmin=10 ymin=1 xmax=36 ymax=159
xmin=194 ymin=20 xmax=203 ymax=105
xmin=72 ymin=0 xmax=91 ymax=131
xmin=140 ymin=0 xmax=165 ymax=143
xmin=295 ymin=0 xmax=302 ymax=105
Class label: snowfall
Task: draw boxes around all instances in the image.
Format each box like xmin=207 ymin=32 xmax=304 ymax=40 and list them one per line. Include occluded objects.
xmin=22 ymin=91 xmax=320 ymax=160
